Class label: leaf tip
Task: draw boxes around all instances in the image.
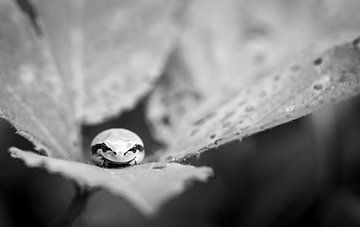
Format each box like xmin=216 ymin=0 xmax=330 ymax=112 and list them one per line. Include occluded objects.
xmin=8 ymin=146 xmax=21 ymax=158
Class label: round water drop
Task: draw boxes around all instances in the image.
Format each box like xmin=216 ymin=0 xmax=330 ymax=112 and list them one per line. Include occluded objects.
xmin=313 ymin=84 xmax=323 ymax=90
xmin=285 ymin=105 xmax=295 ymax=112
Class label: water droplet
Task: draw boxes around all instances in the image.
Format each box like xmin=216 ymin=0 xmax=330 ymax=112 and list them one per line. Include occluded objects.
xmin=285 ymin=105 xmax=295 ymax=112
xmin=313 ymin=58 xmax=322 ymax=65
xmin=234 ymin=132 xmax=241 ymax=136
xmin=214 ymin=139 xmax=222 ymax=145
xmin=313 ymin=84 xmax=323 ymax=90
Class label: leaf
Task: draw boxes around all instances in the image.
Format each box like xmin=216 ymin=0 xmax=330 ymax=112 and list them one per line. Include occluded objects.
xmin=160 ymin=37 xmax=360 ymax=161
xmin=3 ymin=0 xmax=360 ymax=218
xmin=0 ymin=0 xmax=213 ymax=216
xmin=9 ymin=147 xmax=212 ymax=215
xmin=147 ymin=0 xmax=360 ymax=145
xmin=0 ymin=0 xmax=80 ymax=160
xmin=33 ymin=0 xmax=186 ymax=124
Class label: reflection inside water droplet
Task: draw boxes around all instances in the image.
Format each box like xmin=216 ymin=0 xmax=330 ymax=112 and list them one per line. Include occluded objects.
xmin=285 ymin=105 xmax=295 ymax=112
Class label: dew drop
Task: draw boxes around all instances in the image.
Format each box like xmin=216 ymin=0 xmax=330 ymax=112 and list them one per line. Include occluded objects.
xmin=234 ymin=132 xmax=241 ymax=136
xmin=214 ymin=139 xmax=222 ymax=145
xmin=285 ymin=105 xmax=295 ymax=112
xmin=313 ymin=84 xmax=323 ymax=90
xmin=313 ymin=58 xmax=322 ymax=65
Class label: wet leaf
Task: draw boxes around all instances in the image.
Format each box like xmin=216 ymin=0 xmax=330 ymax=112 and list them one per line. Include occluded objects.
xmin=147 ymin=0 xmax=360 ymax=145
xmin=2 ymin=0 xmax=360 ymax=218
xmin=34 ymin=0 xmax=185 ymax=123
xmin=160 ymin=37 xmax=360 ymax=161
xmin=9 ymin=147 xmax=212 ymax=215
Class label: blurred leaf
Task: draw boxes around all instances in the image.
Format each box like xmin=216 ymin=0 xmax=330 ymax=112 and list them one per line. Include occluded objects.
xmin=147 ymin=0 xmax=360 ymax=145
xmin=0 ymin=0 xmax=80 ymax=160
xmin=9 ymin=147 xmax=212 ymax=215
xmin=34 ymin=0 xmax=185 ymax=124
xmin=160 ymin=37 xmax=360 ymax=161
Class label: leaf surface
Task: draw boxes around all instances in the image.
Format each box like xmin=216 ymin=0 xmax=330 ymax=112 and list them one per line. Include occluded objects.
xmin=34 ymin=0 xmax=185 ymax=123
xmin=147 ymin=0 xmax=360 ymax=146
xmin=0 ymin=0 xmax=80 ymax=160
xmin=160 ymin=37 xmax=360 ymax=161
xmin=9 ymin=147 xmax=212 ymax=215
